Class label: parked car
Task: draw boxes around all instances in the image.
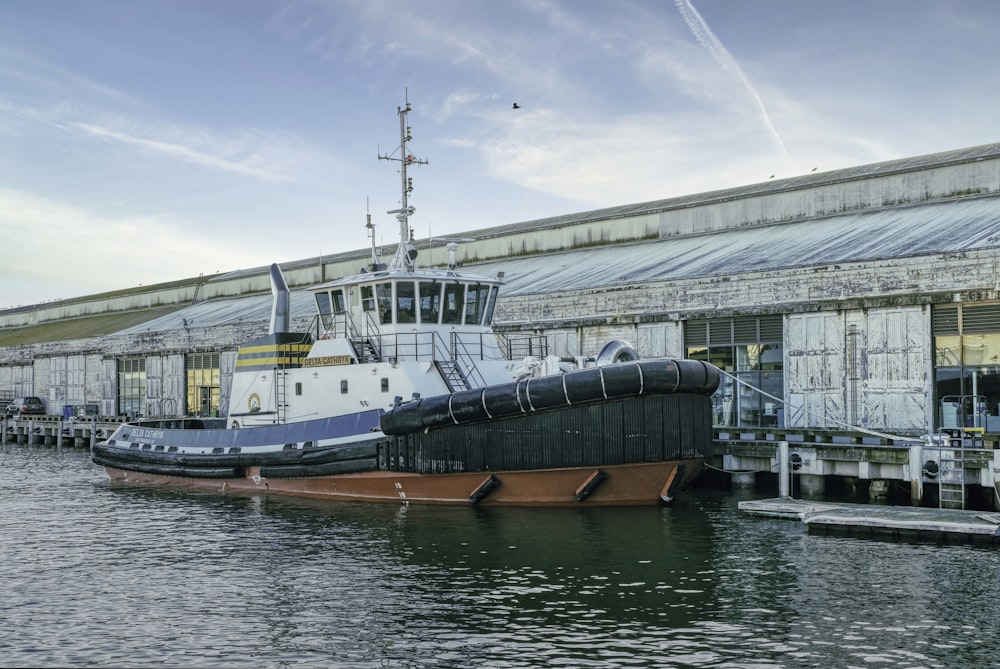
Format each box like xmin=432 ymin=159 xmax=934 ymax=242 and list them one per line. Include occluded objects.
xmin=5 ymin=396 xmax=46 ymax=416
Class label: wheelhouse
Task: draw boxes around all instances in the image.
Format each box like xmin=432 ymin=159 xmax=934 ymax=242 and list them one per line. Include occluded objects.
xmin=310 ymin=270 xmax=504 ymax=367
xmin=314 ymin=272 xmax=500 ymax=333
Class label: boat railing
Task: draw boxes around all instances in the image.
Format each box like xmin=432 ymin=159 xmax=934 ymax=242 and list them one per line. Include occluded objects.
xmin=499 ymin=332 xmax=550 ymax=359
xmin=360 ymin=312 xmax=383 ymax=359
xmin=314 ymin=312 xmax=369 ymax=341
xmin=448 ymin=332 xmax=489 ymax=388
xmin=367 ymin=331 xmax=499 ymax=362
xmin=311 ymin=311 xmax=385 ymax=362
xmin=314 ymin=311 xmax=499 ymax=387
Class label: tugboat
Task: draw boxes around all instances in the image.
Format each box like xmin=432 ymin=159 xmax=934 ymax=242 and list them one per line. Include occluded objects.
xmin=93 ymin=100 xmax=720 ymax=506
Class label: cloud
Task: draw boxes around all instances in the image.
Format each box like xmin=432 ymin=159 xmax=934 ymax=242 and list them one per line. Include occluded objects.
xmin=0 ymin=188 xmax=275 ymax=305
xmin=674 ymin=0 xmax=794 ymax=174
xmin=441 ymin=108 xmax=747 ymax=207
xmin=0 ymin=42 xmax=144 ymax=110
xmin=70 ymin=120 xmax=302 ymax=183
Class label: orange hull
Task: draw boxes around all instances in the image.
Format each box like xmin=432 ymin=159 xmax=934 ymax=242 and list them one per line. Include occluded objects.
xmin=102 ymin=459 xmax=703 ymax=507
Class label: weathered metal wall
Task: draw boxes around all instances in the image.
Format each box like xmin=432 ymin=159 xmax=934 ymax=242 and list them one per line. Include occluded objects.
xmin=137 ymin=353 xmax=187 ymax=417
xmin=5 ymin=364 xmax=34 ymax=401
xmin=786 ymin=312 xmax=844 ymax=429
xmin=164 ymin=354 xmax=186 ymax=417
xmin=219 ymin=351 xmax=238 ymax=420
xmin=785 ymin=306 xmax=930 ymax=433
xmin=145 ymin=355 xmax=162 ymax=417
xmin=581 ymin=324 xmax=638 ymax=356
xmin=47 ymin=355 xmax=88 ymax=410
xmin=852 ymin=306 xmax=931 ymax=433
xmin=100 ymin=358 xmax=116 ymax=416
xmin=636 ymin=322 xmax=683 ymax=358
xmin=31 ymin=357 xmax=51 ymax=409
xmin=494 ymin=252 xmax=986 ymax=326
xmin=541 ymin=328 xmax=579 ymax=358
xmin=84 ymin=354 xmax=103 ymax=412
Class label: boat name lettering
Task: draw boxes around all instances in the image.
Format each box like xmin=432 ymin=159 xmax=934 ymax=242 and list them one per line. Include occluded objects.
xmin=303 ymin=355 xmax=352 ymax=367
xmin=132 ymin=428 xmax=165 ymax=439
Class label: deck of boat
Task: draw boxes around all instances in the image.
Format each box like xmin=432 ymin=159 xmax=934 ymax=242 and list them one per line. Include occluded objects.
xmin=739 ymin=497 xmax=1000 ymax=545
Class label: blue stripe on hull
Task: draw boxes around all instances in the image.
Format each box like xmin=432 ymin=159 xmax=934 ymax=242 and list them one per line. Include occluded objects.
xmin=110 ymin=410 xmax=383 ymax=449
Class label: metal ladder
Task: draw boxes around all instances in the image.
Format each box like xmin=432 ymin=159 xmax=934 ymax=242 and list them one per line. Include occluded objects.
xmin=275 ymin=370 xmax=287 ymax=424
xmin=938 ymin=428 xmax=984 ymax=510
xmin=434 ymin=360 xmax=471 ymax=392
xmin=351 ymin=338 xmax=381 ymax=363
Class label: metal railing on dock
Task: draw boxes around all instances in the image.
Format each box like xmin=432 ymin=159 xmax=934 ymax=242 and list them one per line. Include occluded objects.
xmin=921 ymin=428 xmax=988 ymax=510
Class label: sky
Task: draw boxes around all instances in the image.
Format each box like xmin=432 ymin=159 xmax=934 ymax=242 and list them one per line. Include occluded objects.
xmin=1 ymin=0 xmax=998 ymax=309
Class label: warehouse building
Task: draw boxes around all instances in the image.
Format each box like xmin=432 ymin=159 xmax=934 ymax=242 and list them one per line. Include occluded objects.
xmin=3 ymin=142 xmax=1000 ymax=440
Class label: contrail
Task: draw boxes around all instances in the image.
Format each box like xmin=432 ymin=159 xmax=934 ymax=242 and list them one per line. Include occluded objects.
xmin=675 ymin=0 xmax=794 ymax=174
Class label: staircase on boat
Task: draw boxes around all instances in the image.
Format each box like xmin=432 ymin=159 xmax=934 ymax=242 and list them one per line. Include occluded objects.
xmin=434 ymin=360 xmax=471 ymax=392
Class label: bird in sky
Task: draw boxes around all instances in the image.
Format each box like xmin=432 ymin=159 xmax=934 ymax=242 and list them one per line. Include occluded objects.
xmin=512 ymin=102 xmax=521 ymax=109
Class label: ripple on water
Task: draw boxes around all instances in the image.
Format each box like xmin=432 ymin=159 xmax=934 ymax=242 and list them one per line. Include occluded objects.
xmin=2 ymin=445 xmax=999 ymax=668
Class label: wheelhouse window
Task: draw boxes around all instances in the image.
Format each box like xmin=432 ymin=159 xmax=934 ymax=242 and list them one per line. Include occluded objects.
xmin=442 ymin=283 xmax=465 ymax=324
xmin=315 ymin=291 xmax=333 ymax=330
xmin=376 ymin=283 xmax=392 ymax=324
xmin=396 ymin=281 xmax=416 ymax=324
xmin=316 ymin=289 xmax=349 ymax=336
xmin=331 ymin=289 xmax=346 ymax=314
xmin=361 ymin=283 xmax=393 ymax=324
xmin=419 ymin=281 xmax=442 ymax=324
xmin=361 ymin=285 xmax=376 ymax=314
xmin=465 ymin=284 xmax=490 ymax=326
xmin=482 ymin=286 xmax=499 ymax=326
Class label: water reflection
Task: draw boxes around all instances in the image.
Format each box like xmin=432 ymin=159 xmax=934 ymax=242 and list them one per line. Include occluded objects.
xmin=92 ymin=482 xmax=727 ymax=666
xmin=4 ymin=445 xmax=1000 ymax=668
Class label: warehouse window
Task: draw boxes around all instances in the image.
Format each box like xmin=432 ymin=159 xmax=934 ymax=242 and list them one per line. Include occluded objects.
xmin=932 ymin=304 xmax=1000 ymax=432
xmin=684 ymin=315 xmax=783 ymax=428
xmin=186 ymin=352 xmax=221 ymax=417
xmin=117 ymin=357 xmax=146 ymax=419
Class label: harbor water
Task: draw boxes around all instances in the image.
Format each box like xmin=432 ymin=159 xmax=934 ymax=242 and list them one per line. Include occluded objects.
xmin=2 ymin=444 xmax=998 ymax=668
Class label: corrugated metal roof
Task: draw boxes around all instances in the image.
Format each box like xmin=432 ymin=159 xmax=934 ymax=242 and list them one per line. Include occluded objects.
xmin=114 ymin=193 xmax=1000 ymax=334
xmin=115 ymin=291 xmax=318 ymax=335
xmin=474 ymin=194 xmax=1000 ymax=296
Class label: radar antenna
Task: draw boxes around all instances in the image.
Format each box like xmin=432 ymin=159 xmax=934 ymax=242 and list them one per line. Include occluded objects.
xmin=378 ymin=93 xmax=428 ymax=271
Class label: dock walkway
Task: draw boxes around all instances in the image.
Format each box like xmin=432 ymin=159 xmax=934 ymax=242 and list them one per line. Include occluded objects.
xmin=739 ymin=497 xmax=1000 ymax=545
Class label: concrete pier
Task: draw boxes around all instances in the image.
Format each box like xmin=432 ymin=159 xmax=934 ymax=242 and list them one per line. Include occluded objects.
xmin=715 ymin=427 xmax=1000 ymax=510
xmin=799 ymin=474 xmax=825 ymax=497
xmin=2 ymin=416 xmax=120 ymax=450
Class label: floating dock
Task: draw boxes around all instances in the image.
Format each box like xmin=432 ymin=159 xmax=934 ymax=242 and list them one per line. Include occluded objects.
xmin=740 ymin=497 xmax=1000 ymax=545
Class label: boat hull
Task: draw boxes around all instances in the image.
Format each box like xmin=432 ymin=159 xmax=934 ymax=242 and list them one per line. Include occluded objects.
xmin=99 ymin=458 xmax=703 ymax=506
xmin=94 ymin=359 xmax=718 ymax=507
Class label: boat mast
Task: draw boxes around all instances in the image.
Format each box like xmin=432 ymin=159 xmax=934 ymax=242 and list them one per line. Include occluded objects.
xmin=379 ymin=97 xmax=428 ymax=270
